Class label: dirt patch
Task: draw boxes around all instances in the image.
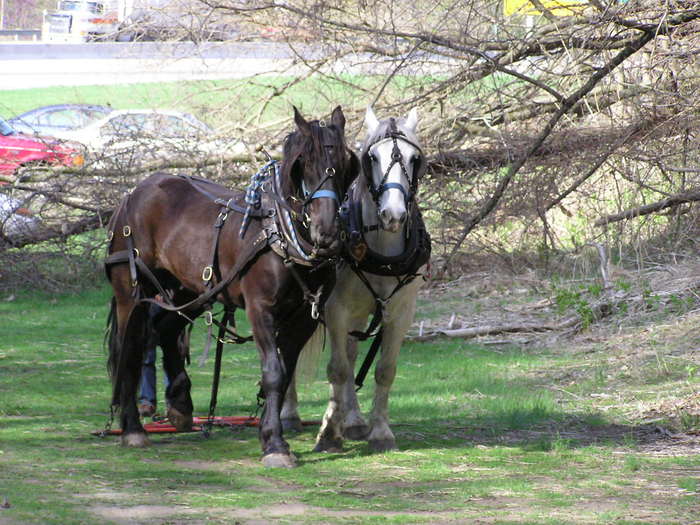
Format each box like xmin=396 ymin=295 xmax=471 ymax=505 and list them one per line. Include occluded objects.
xmin=209 ymin=502 xmax=465 ymax=523
xmin=454 ymin=420 xmax=700 ymax=451
xmin=173 ymin=458 xmax=261 ymax=471
xmin=91 ymin=504 xmax=198 ymax=523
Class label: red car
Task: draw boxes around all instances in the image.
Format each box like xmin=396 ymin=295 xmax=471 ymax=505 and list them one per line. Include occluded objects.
xmin=0 ymin=116 xmax=84 ymax=179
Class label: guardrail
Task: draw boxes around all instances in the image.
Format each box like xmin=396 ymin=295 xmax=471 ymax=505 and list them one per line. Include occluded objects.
xmin=0 ymin=30 xmax=42 ymax=42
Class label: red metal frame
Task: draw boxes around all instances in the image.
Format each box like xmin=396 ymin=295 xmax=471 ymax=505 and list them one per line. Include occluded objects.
xmin=92 ymin=416 xmax=319 ymax=436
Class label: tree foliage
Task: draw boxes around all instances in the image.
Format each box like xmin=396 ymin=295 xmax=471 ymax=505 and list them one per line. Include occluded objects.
xmin=2 ymin=0 xmax=700 ymax=290
xmin=205 ymin=0 xmax=700 ymax=273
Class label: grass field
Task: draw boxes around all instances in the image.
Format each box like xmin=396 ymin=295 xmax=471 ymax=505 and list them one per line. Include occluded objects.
xmin=0 ymin=75 xmax=411 ymax=132
xmin=1 ymin=284 xmax=699 ymax=524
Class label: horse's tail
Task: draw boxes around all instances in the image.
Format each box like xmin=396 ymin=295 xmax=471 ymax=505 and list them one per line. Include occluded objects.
xmin=294 ymin=323 xmax=325 ymax=384
xmin=105 ymin=296 xmax=120 ymax=380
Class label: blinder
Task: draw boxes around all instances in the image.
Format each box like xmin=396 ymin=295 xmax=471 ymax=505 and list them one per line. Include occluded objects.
xmin=291 ymin=127 xmax=345 ymax=207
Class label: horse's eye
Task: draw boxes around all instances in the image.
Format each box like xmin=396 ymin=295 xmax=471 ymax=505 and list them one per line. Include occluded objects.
xmin=369 ymin=153 xmax=377 ymax=163
xmin=412 ymin=154 xmax=420 ymax=162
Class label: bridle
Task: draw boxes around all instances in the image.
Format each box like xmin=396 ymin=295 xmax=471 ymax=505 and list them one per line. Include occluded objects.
xmin=363 ymin=117 xmax=423 ymax=209
xmin=297 ymin=120 xmax=344 ymax=211
xmin=300 ymin=166 xmax=338 ymax=206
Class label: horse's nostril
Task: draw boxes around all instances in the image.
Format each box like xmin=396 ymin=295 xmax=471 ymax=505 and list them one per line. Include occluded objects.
xmin=380 ymin=209 xmax=391 ymax=222
xmin=399 ymin=210 xmax=407 ymax=223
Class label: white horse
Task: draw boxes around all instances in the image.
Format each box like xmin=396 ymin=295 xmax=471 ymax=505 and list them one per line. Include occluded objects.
xmin=282 ymin=107 xmax=431 ymax=453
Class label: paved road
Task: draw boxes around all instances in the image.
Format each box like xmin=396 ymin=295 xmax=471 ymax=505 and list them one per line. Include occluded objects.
xmin=0 ymin=41 xmax=319 ymax=89
xmin=0 ymin=41 xmax=454 ymax=91
xmin=0 ymin=41 xmax=310 ymax=60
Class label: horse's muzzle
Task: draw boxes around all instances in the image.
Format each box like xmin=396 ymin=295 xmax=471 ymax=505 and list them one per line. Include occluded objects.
xmin=313 ymin=237 xmax=341 ymax=258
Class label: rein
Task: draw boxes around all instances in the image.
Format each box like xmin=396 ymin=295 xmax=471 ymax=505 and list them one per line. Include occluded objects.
xmin=105 ymin=155 xmax=343 ymax=420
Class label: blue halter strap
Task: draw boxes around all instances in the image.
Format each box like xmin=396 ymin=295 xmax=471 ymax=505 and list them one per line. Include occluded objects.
xmin=308 ymin=188 xmax=339 ymax=202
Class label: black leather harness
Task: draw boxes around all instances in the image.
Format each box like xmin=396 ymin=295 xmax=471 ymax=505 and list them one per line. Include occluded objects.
xmin=104 ymin=161 xmax=335 ymax=422
xmin=342 ymin=120 xmax=432 ymax=390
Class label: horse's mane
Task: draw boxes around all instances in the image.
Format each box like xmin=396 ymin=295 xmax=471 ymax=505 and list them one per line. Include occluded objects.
xmin=364 ymin=117 xmax=421 ymax=152
xmin=280 ymin=119 xmax=357 ymax=197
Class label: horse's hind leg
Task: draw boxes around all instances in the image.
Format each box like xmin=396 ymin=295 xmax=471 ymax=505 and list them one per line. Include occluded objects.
xmin=109 ymin=290 xmax=152 ymax=447
xmin=281 ymin=319 xmax=326 ymax=432
xmin=281 ymin=375 xmax=303 ymax=432
xmin=341 ymin=336 xmax=370 ymax=441
xmin=157 ymin=312 xmax=194 ymax=431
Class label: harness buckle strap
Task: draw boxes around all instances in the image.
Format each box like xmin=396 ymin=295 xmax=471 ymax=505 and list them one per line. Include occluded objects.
xmin=310 ymin=285 xmax=324 ymax=320
xmin=216 ymin=211 xmax=228 ymax=227
xmin=202 ymin=266 xmax=213 ymax=282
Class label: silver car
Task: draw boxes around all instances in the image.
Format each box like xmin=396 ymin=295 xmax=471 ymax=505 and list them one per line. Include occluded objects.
xmin=9 ymin=104 xmax=113 ymax=137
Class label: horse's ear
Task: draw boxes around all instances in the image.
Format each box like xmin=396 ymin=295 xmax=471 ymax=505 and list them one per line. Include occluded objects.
xmin=330 ymin=105 xmax=345 ymax=132
xmin=293 ymin=106 xmax=311 ymax=136
xmin=364 ymin=106 xmax=380 ymax=135
xmin=405 ymin=107 xmax=418 ymax=133
xmin=346 ymin=149 xmax=361 ymax=191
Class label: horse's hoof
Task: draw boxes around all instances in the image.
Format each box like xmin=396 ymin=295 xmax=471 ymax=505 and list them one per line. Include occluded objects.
xmin=369 ymin=438 xmax=397 ymax=453
xmin=344 ymin=424 xmax=370 ymax=441
xmin=121 ymin=432 xmax=151 ymax=448
xmin=282 ymin=417 xmax=304 ymax=432
xmin=313 ymin=437 xmax=343 ymax=453
xmin=262 ymin=453 xmax=297 ymax=468
xmin=167 ymin=406 xmax=193 ymax=432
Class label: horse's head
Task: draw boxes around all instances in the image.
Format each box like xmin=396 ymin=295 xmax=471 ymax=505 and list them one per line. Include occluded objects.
xmin=361 ymin=106 xmax=424 ymax=233
xmin=282 ymin=106 xmax=357 ymax=255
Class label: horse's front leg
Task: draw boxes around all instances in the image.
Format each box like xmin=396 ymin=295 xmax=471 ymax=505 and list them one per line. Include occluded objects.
xmin=314 ymin=298 xmax=352 ymax=453
xmin=366 ymin=295 xmax=417 ymax=452
xmin=248 ymin=307 xmax=296 ymax=468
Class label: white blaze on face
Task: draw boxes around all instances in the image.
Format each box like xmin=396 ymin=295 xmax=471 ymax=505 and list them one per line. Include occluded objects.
xmin=364 ymin=106 xmax=421 ymax=233
xmin=371 ymin=139 xmax=410 ymax=232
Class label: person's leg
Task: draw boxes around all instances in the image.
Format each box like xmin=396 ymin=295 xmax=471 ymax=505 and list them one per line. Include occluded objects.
xmin=160 ymin=346 xmax=171 ymax=407
xmin=138 ymin=340 xmax=158 ymax=417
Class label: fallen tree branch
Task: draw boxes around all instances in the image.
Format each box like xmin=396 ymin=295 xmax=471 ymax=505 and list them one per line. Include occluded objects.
xmin=0 ymin=212 xmax=111 ymax=251
xmin=0 ymin=150 xmax=273 ymax=185
xmin=410 ymin=276 xmax=700 ymax=342
xmin=408 ymin=317 xmax=580 ymax=342
xmin=595 ymin=189 xmax=700 ymax=227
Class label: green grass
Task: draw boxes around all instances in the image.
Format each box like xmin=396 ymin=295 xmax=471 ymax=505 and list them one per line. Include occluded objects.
xmin=1 ymin=287 xmax=699 ymax=523
xmin=0 ymin=74 xmax=419 ymax=130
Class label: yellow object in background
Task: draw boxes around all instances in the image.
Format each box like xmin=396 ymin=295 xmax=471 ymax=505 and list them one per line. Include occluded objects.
xmin=504 ymin=0 xmax=588 ymax=16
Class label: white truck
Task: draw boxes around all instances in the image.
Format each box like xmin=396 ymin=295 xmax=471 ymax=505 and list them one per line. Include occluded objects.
xmin=42 ymin=0 xmax=234 ymax=43
xmin=42 ymin=1 xmax=122 ymax=42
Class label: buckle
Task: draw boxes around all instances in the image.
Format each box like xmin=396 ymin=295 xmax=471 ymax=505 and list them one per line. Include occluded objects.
xmin=202 ymin=266 xmax=213 ymax=282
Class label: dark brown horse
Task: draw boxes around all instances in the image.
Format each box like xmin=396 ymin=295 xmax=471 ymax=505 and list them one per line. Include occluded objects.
xmin=105 ymin=107 xmax=358 ymax=468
